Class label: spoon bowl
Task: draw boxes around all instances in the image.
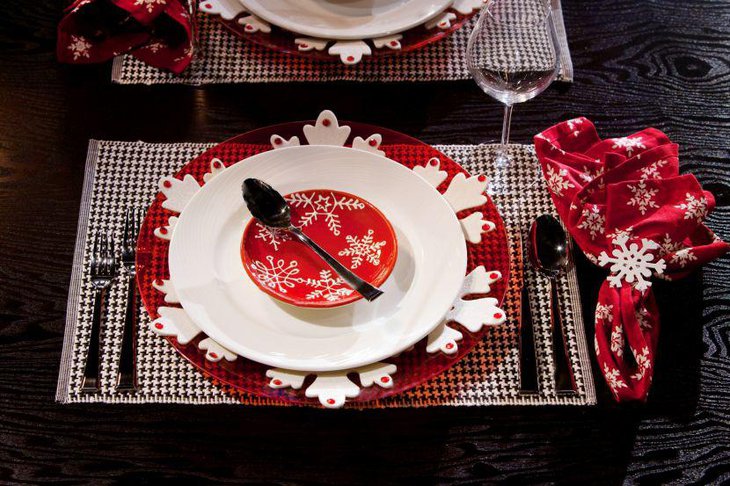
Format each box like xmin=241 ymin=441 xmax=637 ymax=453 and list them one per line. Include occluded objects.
xmin=528 ymin=214 xmax=571 ymax=279
xmin=242 ymin=178 xmax=291 ymax=228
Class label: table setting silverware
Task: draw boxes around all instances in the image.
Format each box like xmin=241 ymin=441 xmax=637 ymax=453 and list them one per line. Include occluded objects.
xmin=116 ymin=207 xmax=142 ymax=391
xmin=517 ymin=232 xmax=539 ymax=396
xmin=81 ymin=232 xmax=118 ymax=392
xmin=528 ymin=214 xmax=577 ymax=395
xmin=242 ymin=178 xmax=384 ymax=302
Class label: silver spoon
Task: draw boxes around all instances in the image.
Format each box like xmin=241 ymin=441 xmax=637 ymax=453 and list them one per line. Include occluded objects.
xmin=528 ymin=214 xmax=577 ymax=395
xmin=242 ymin=178 xmax=384 ymax=302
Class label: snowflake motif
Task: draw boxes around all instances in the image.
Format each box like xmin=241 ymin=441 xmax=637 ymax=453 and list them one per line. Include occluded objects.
xmin=630 ymin=346 xmax=651 ymax=381
xmin=658 ymin=233 xmax=682 ymax=257
xmin=134 ymin=0 xmax=166 ymax=13
xmin=67 ymin=35 xmax=92 ymax=60
xmin=610 ymin=325 xmax=624 ymax=358
xmin=337 ymin=229 xmax=386 ymax=269
xmin=145 ymin=41 xmax=164 ymax=53
xmin=286 ymin=192 xmax=365 ymax=236
xmin=304 ymin=270 xmax=354 ymax=302
xmin=603 ymin=363 xmax=627 ymax=392
xmin=545 ymin=164 xmax=574 ymax=197
xmin=675 ymin=192 xmax=708 ymax=224
xmin=174 ymin=44 xmax=194 ymax=63
xmin=611 ymin=136 xmax=646 ymax=157
xmin=566 ymin=117 xmax=584 ymax=136
xmin=250 ymin=256 xmax=301 ymax=294
xmin=635 ymin=307 xmax=652 ymax=330
xmin=626 ymin=180 xmax=659 ymax=215
xmin=671 ymin=248 xmax=697 ymax=268
xmin=607 ymin=226 xmax=634 ymax=242
xmin=253 ymin=223 xmax=290 ymax=251
xmin=596 ymin=303 xmax=614 ymax=322
xmin=577 ymin=205 xmax=605 ymax=240
xmin=640 ymin=159 xmax=668 ymax=180
xmin=594 ymin=336 xmax=600 ymax=356
xmin=579 ymin=165 xmax=605 ymax=184
xmin=598 ymin=235 xmax=667 ymax=292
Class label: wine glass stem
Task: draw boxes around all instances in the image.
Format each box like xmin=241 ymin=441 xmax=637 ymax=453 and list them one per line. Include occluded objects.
xmin=501 ymin=104 xmax=513 ymax=148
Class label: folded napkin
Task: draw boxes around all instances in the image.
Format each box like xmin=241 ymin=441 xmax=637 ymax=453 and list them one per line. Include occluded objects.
xmin=57 ymin=0 xmax=194 ymax=73
xmin=534 ymin=118 xmax=729 ymax=401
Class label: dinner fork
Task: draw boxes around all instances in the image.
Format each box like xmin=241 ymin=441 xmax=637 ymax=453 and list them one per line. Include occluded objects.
xmin=116 ymin=207 xmax=142 ymax=391
xmin=81 ymin=232 xmax=117 ymax=392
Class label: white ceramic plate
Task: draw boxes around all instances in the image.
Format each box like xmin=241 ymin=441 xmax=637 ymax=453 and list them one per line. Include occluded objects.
xmin=238 ymin=0 xmax=453 ymax=40
xmin=169 ymin=145 xmax=466 ymax=372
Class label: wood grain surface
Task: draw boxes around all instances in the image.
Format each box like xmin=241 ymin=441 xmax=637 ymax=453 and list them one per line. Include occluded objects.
xmin=0 ymin=0 xmax=728 ymax=484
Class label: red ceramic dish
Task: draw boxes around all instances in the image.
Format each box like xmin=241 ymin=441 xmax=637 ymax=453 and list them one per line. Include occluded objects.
xmin=241 ymin=189 xmax=398 ymax=308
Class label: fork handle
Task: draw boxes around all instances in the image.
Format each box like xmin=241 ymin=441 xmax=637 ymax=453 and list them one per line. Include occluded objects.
xmin=116 ymin=274 xmax=138 ymax=391
xmin=81 ymin=288 xmax=104 ymax=392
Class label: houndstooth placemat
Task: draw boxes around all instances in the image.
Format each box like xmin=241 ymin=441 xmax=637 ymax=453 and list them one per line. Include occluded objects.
xmin=56 ymin=140 xmax=596 ymax=406
xmin=111 ymin=1 xmax=572 ymax=85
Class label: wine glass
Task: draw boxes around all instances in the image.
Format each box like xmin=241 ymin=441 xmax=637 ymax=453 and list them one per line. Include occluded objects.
xmin=466 ymin=0 xmax=560 ymax=194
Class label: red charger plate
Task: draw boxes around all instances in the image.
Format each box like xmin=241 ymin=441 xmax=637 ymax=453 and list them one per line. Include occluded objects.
xmin=136 ymin=119 xmax=511 ymax=407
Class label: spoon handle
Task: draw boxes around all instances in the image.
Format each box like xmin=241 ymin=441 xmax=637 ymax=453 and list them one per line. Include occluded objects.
xmin=288 ymin=226 xmax=384 ymax=302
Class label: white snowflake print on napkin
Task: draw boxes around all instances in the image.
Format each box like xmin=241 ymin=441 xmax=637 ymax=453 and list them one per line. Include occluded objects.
xmin=603 ymin=363 xmax=628 ymax=393
xmin=546 ymin=164 xmax=574 ymax=197
xmin=286 ymin=192 xmax=365 ymax=236
xmin=630 ymin=346 xmax=651 ymax=381
xmin=671 ymin=248 xmax=697 ymax=268
xmin=611 ymin=136 xmax=646 ymax=157
xmin=626 ymin=180 xmax=659 ymax=215
xmin=675 ymin=192 xmax=708 ymax=223
xmin=135 ymin=0 xmax=166 ymax=13
xmin=577 ymin=205 xmax=605 ymax=240
xmin=610 ymin=325 xmax=624 ymax=358
xmin=598 ymin=235 xmax=667 ymax=292
xmin=635 ymin=307 xmax=652 ymax=330
xmin=596 ymin=303 xmax=614 ymax=322
xmin=67 ymin=35 xmax=91 ymax=60
xmin=640 ymin=159 xmax=668 ymax=180
xmin=337 ymin=229 xmax=386 ymax=269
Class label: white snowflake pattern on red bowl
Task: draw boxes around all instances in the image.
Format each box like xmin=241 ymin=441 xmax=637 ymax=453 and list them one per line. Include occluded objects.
xmin=241 ymin=188 xmax=398 ymax=308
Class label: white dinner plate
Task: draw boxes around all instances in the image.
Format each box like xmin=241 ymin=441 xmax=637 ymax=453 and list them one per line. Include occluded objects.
xmin=238 ymin=0 xmax=453 ymax=40
xmin=169 ymin=145 xmax=467 ymax=371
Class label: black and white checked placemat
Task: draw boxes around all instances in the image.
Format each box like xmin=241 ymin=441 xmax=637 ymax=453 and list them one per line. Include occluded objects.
xmin=56 ymin=141 xmax=596 ymax=406
xmin=111 ymin=1 xmax=572 ymax=85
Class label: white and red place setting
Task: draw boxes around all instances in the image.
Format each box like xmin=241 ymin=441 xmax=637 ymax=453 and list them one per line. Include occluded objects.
xmin=135 ymin=110 xmax=511 ymax=408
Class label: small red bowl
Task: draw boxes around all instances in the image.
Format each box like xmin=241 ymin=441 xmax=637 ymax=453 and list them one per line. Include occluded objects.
xmin=241 ymin=189 xmax=398 ymax=308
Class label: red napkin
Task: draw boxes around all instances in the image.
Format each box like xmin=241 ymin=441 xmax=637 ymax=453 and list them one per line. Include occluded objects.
xmin=534 ymin=118 xmax=729 ymax=401
xmin=57 ymin=0 xmax=194 ymax=74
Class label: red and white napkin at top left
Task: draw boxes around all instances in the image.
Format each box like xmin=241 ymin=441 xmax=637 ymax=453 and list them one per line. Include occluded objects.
xmin=534 ymin=118 xmax=729 ymax=402
xmin=57 ymin=0 xmax=194 ymax=74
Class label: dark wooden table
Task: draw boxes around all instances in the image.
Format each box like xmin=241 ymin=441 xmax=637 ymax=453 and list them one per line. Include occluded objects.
xmin=1 ymin=0 xmax=729 ymax=483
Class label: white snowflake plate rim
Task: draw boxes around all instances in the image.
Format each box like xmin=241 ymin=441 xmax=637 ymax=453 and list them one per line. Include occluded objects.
xmin=142 ymin=109 xmax=509 ymax=407
xmin=168 ymin=144 xmax=468 ymax=372
xmin=238 ymin=0 xmax=453 ymax=40
xmin=199 ymin=0 xmax=486 ymax=65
